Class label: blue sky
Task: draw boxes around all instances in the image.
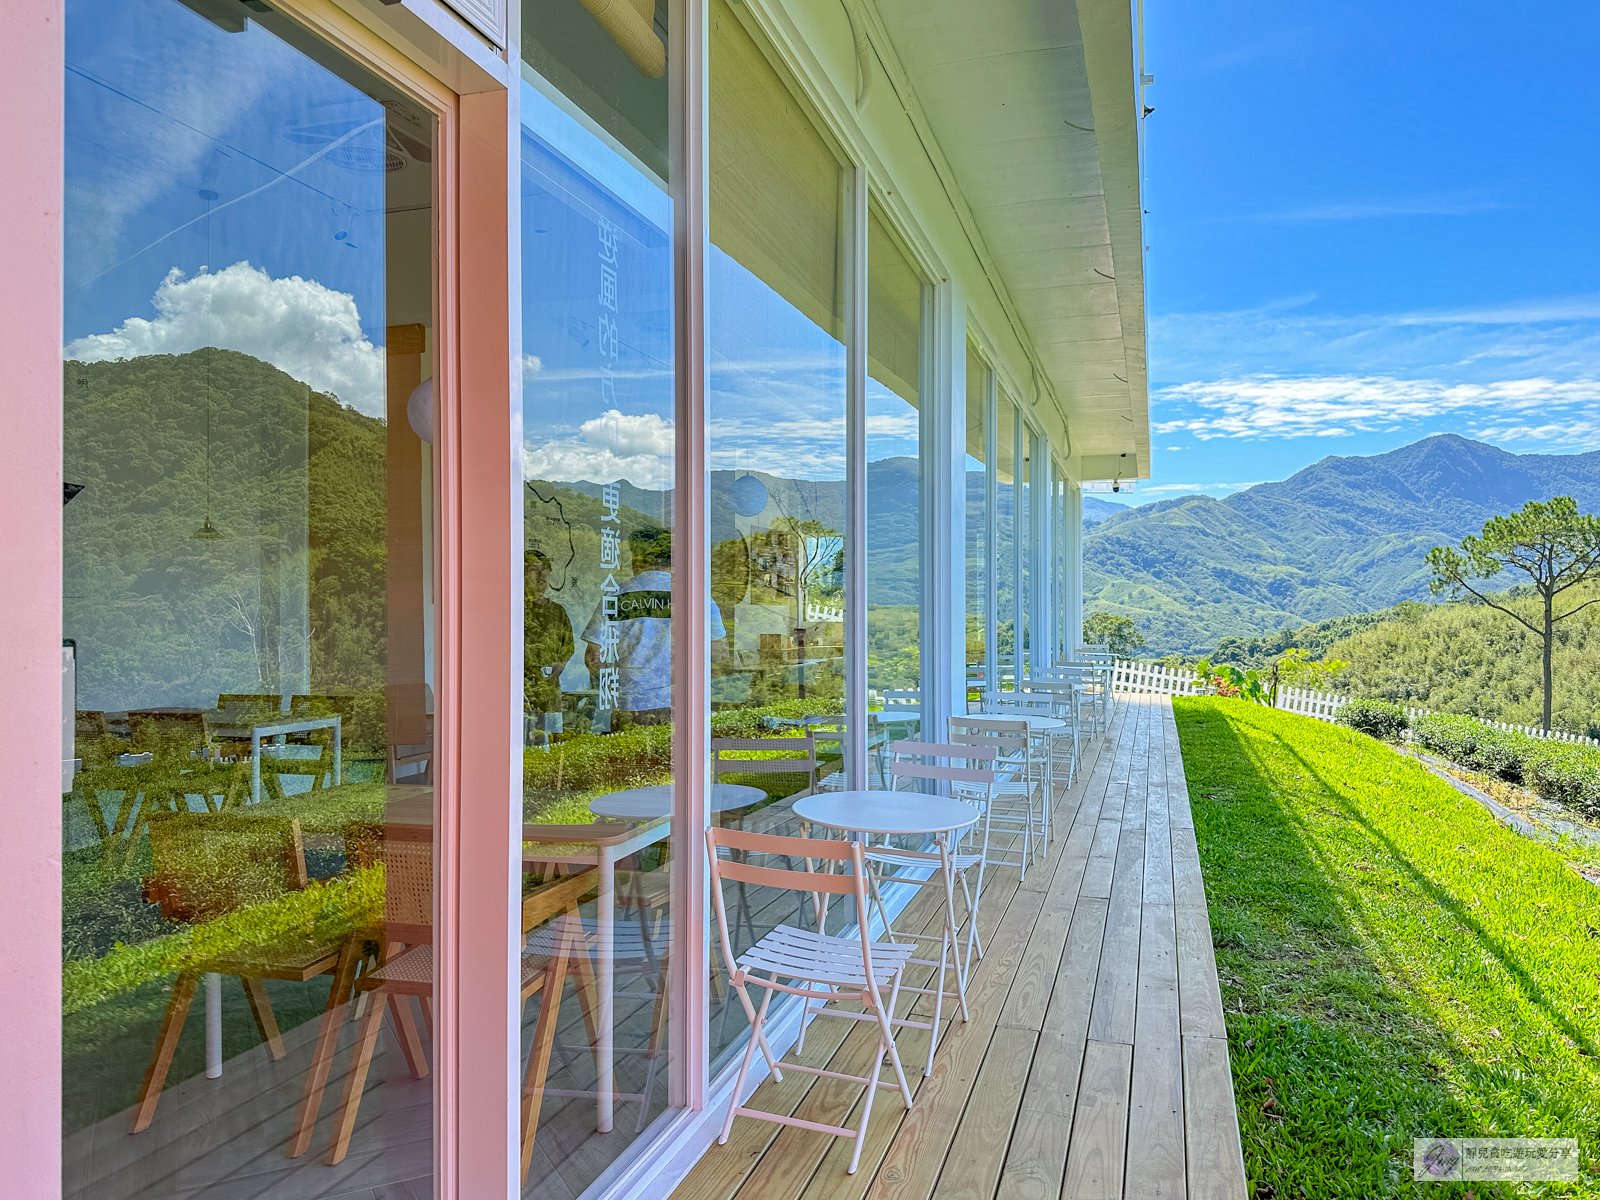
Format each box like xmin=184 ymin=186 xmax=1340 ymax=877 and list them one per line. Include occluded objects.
xmin=1125 ymin=0 xmax=1600 ymax=506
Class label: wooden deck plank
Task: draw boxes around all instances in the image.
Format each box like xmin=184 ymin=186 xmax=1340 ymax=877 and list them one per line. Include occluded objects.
xmin=1174 ymin=906 xmax=1227 ymax=1041
xmin=995 ymin=1109 xmax=1071 ymax=1200
xmin=851 ymin=886 xmax=1059 ymax=1200
xmin=998 ymin=832 xmax=1093 ymax=1033
xmin=1025 ymin=895 xmax=1109 ymax=1120
xmin=1085 ymin=821 xmax=1144 ymax=1046
xmin=1180 ymin=1037 xmax=1248 ymax=1200
xmin=927 ymin=1026 xmax=1038 ymax=1200
xmin=680 ymin=698 xmax=1246 ymax=1200
xmin=1162 ymin=704 xmax=1195 ymax=833
xmin=1168 ymin=828 xmax=1206 ymax=910
xmin=1124 ymin=903 xmax=1184 ymax=1200
xmin=739 ymin=838 xmax=1037 ymax=1200
xmin=790 ymin=813 xmax=1080 ymax=1200
xmin=675 ymin=878 xmax=958 ymax=1200
xmin=1061 ymin=1040 xmax=1133 ymax=1200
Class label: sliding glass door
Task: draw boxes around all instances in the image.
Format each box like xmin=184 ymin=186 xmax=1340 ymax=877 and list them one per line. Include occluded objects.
xmin=518 ymin=0 xmax=682 ymax=1191
xmin=62 ymin=0 xmax=438 ymax=1193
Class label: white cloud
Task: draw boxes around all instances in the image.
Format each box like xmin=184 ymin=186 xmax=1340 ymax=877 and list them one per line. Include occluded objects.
xmin=65 ymin=261 xmax=386 ymax=414
xmin=523 ymin=408 xmax=675 ymax=490
xmin=1256 ymin=194 xmax=1499 ymax=222
xmin=1150 ymin=293 xmax=1600 ymax=383
xmin=1473 ymin=416 xmax=1600 ymax=445
xmin=64 ymin=23 xmax=273 ymax=290
xmin=866 ymin=412 xmax=920 ymax=439
xmin=522 ymin=354 xmax=543 ymax=380
xmin=1155 ymin=374 xmax=1600 ymax=444
xmin=1136 ymin=480 xmax=1267 ymax=495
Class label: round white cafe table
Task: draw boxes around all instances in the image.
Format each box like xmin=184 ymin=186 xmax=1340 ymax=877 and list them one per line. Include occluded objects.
xmin=792 ymin=790 xmax=977 ymax=836
xmin=792 ymin=790 xmax=980 ymax=1070
xmin=588 ymin=782 xmax=765 ymax=820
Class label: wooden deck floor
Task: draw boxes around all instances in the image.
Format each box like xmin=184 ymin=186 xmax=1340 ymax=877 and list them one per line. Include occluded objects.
xmin=670 ymin=693 xmax=1248 ymax=1200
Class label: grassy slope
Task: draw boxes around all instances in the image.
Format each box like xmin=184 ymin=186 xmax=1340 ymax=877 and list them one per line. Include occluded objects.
xmin=1174 ymin=697 xmax=1600 ymax=1197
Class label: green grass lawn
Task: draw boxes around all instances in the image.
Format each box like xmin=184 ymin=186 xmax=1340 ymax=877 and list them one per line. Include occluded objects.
xmin=1174 ymin=697 xmax=1600 ymax=1198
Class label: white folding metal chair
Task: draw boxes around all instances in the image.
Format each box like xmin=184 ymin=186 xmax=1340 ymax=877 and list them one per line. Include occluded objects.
xmin=947 ymin=716 xmax=1045 ymax=872
xmin=708 ymin=826 xmax=914 ymax=1173
xmin=863 ymin=740 xmax=999 ymax=1069
xmin=1004 ymin=682 xmax=1083 ymax=791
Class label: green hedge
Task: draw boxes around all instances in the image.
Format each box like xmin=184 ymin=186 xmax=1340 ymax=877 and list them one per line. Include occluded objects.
xmin=1411 ymin=712 xmax=1600 ymax=819
xmin=522 ymin=698 xmax=846 ymax=796
xmin=62 ymin=865 xmax=383 ymax=1015
xmin=1332 ymin=698 xmax=1409 ymax=742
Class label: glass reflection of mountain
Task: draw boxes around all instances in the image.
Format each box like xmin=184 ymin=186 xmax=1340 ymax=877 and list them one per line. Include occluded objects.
xmin=63 ymin=348 xmax=387 ymax=716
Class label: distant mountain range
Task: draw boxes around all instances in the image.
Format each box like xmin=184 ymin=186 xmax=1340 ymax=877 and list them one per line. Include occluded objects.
xmin=1082 ymin=495 xmax=1129 ymax=524
xmin=1086 ymin=434 xmax=1600 ymax=654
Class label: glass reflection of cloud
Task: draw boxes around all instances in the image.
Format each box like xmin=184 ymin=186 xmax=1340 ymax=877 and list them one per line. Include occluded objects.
xmin=709 ymin=248 xmax=846 ymax=482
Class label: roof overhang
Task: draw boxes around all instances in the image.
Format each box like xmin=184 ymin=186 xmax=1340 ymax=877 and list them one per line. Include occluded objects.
xmin=867 ymin=0 xmax=1149 ymax=480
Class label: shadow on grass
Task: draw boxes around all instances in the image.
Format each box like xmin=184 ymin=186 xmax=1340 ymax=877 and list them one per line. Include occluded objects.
xmin=1175 ymin=701 xmax=1520 ymax=1199
xmin=1272 ymin=732 xmax=1600 ymax=1062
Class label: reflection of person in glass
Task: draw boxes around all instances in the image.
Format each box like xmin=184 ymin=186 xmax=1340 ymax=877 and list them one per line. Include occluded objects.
xmin=584 ymin=528 xmax=726 ymax=728
xmin=525 ymin=550 xmax=575 ymax=737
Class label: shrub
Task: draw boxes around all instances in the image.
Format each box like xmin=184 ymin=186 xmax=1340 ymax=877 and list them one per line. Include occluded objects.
xmin=524 ymin=724 xmax=673 ymax=797
xmin=1334 ymin=698 xmax=1409 ymax=742
xmin=1410 ymin=713 xmax=1536 ymax=782
xmin=1524 ymin=742 xmax=1600 ymax=820
xmin=1411 ymin=712 xmax=1600 ymax=818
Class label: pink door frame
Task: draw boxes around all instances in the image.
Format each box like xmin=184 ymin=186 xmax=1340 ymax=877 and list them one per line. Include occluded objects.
xmin=0 ymin=2 xmax=65 ymax=1194
xmin=441 ymin=85 xmax=520 ymax=1199
xmin=0 ymin=4 xmax=523 ymax=1195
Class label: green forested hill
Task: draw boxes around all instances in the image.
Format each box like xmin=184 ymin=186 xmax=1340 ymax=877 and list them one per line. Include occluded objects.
xmin=1204 ymin=589 xmax=1600 ymax=737
xmin=1086 ymin=434 xmax=1600 ymax=654
xmin=1327 ymin=590 xmax=1600 ymax=736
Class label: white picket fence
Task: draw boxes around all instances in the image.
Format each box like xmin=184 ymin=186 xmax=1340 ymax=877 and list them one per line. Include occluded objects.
xmin=1108 ymin=659 xmax=1600 ymax=747
xmin=1111 ymin=661 xmax=1203 ymax=697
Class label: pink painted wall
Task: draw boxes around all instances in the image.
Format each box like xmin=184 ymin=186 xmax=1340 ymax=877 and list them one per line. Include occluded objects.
xmin=0 ymin=2 xmax=65 ymax=1194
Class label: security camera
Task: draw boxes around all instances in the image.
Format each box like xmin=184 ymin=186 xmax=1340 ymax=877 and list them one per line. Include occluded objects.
xmin=1112 ymin=481 xmax=1121 ymax=493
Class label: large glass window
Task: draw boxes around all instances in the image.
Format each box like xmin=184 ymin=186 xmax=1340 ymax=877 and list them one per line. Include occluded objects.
xmin=995 ymin=393 xmax=1017 ymax=692
xmin=62 ymin=0 xmax=436 ymax=1193
xmin=1055 ymin=465 xmax=1068 ymax=663
xmin=865 ymin=206 xmax=924 ymax=717
xmin=1018 ymin=415 xmax=1033 ymax=680
xmin=706 ymin=0 xmax=851 ymax=1061
xmin=518 ymin=0 xmax=679 ymax=1189
xmin=965 ymin=347 xmax=988 ymax=712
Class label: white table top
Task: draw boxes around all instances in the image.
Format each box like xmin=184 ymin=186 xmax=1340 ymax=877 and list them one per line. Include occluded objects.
xmin=871 ymin=709 xmax=922 ymax=723
xmin=979 ymin=712 xmax=1066 ymax=731
xmin=793 ymin=790 xmax=978 ymax=836
xmin=589 ymin=782 xmax=766 ymax=820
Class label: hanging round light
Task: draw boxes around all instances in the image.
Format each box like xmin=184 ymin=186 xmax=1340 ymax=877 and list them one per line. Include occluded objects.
xmin=408 ymin=377 xmax=433 ymax=444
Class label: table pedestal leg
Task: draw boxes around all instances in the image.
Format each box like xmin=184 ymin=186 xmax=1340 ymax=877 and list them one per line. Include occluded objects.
xmin=205 ymin=972 xmax=223 ymax=1078
xmin=597 ymin=847 xmax=615 ymax=1133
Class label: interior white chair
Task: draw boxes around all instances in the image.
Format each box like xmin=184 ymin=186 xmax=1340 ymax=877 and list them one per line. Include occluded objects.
xmin=794 ymin=713 xmax=885 ymax=791
xmin=707 ymin=826 xmax=914 ymax=1174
